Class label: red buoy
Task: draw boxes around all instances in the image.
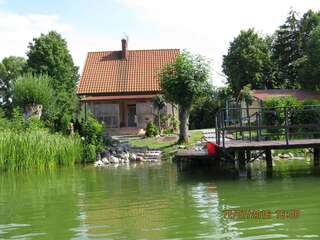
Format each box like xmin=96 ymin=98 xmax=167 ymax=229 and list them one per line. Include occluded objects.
xmin=207 ymin=142 xmax=218 ymax=156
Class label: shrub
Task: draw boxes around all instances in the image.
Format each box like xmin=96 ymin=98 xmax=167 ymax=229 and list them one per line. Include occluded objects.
xmin=12 ymin=73 xmax=53 ymax=110
xmin=298 ymin=99 xmax=320 ymax=125
xmin=146 ymin=121 xmax=158 ymax=137
xmin=76 ymin=112 xmax=104 ymax=162
xmin=262 ymin=96 xmax=302 ymax=139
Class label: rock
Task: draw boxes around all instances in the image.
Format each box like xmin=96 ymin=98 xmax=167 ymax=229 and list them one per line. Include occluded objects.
xmin=94 ymin=160 xmax=104 ymax=167
xmin=129 ymin=153 xmax=137 ymax=161
xmin=102 ymin=157 xmax=109 ymax=164
xmin=110 ymin=156 xmax=119 ymax=164
xmin=195 ymin=146 xmax=202 ymax=151
xmin=136 ymin=156 xmax=145 ymax=161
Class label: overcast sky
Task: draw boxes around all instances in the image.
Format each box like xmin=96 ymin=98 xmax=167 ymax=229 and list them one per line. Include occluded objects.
xmin=1 ymin=0 xmax=319 ymax=85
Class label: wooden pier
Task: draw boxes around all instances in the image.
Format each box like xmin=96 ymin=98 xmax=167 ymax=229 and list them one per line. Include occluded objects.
xmin=175 ymin=105 xmax=320 ymax=175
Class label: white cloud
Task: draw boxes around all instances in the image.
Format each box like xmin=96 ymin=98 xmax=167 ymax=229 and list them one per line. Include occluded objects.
xmin=0 ymin=11 xmax=71 ymax=62
xmin=1 ymin=1 xmax=320 ymax=86
xmin=119 ymin=0 xmax=320 ymax=85
xmin=0 ymin=10 xmax=120 ymax=74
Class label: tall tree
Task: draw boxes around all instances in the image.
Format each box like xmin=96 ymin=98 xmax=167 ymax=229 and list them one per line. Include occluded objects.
xmin=222 ymin=29 xmax=274 ymax=97
xmin=160 ymin=51 xmax=210 ymax=143
xmin=298 ymin=26 xmax=320 ymax=90
xmin=26 ymin=31 xmax=79 ymax=129
xmin=272 ymin=9 xmax=302 ymax=88
xmin=27 ymin=31 xmax=79 ymax=91
xmin=299 ymin=10 xmax=320 ymax=52
xmin=0 ymin=56 xmax=26 ymax=113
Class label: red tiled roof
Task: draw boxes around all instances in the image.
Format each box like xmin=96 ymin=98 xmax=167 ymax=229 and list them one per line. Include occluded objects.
xmin=77 ymin=49 xmax=179 ymax=95
xmin=81 ymin=95 xmax=157 ymax=101
xmin=252 ymin=89 xmax=320 ymax=101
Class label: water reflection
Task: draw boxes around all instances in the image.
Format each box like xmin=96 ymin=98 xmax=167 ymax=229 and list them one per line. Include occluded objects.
xmin=0 ymin=160 xmax=319 ymax=239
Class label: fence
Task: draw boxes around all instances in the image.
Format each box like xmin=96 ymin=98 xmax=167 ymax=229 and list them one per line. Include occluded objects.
xmin=215 ymin=105 xmax=320 ymax=147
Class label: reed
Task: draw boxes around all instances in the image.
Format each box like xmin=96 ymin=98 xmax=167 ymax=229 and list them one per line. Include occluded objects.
xmin=0 ymin=130 xmax=83 ymax=171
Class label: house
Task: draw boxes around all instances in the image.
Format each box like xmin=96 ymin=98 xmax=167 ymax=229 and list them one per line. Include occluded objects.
xmin=77 ymin=39 xmax=179 ymax=134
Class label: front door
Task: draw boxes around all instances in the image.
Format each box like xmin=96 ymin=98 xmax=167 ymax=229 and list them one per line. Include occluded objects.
xmin=127 ymin=104 xmax=137 ymax=127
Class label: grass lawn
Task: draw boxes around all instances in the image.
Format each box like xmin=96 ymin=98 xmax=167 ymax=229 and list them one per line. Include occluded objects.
xmin=128 ymin=130 xmax=204 ymax=160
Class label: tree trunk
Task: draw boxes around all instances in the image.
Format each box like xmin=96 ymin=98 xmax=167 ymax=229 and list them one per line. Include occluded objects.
xmin=179 ymin=106 xmax=190 ymax=143
xmin=24 ymin=104 xmax=43 ymax=120
xmin=158 ymin=110 xmax=161 ymax=135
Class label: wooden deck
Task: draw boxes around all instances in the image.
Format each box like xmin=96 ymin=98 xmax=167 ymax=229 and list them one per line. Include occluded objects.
xmin=224 ymin=139 xmax=320 ymax=151
xmin=175 ymin=149 xmax=209 ymax=159
xmin=175 ymin=139 xmax=320 ymax=160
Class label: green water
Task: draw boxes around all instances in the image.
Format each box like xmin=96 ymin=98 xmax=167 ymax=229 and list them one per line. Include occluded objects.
xmin=0 ymin=161 xmax=320 ymax=240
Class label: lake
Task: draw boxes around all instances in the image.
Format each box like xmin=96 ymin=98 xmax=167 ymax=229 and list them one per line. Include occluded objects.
xmin=0 ymin=160 xmax=319 ymax=239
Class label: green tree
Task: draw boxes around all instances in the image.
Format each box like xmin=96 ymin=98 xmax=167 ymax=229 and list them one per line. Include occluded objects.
xmin=298 ymin=26 xmax=320 ymax=90
xmin=26 ymin=31 xmax=79 ymax=130
xmin=299 ymin=10 xmax=320 ymax=52
xmin=12 ymin=73 xmax=53 ymax=111
xmin=160 ymin=51 xmax=210 ymax=143
xmin=272 ymin=9 xmax=302 ymax=88
xmin=0 ymin=56 xmax=26 ymax=113
xmin=222 ymin=29 xmax=274 ymax=97
xmin=189 ymin=86 xmax=223 ymax=129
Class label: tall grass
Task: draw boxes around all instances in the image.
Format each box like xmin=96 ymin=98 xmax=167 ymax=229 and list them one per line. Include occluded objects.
xmin=0 ymin=130 xmax=83 ymax=171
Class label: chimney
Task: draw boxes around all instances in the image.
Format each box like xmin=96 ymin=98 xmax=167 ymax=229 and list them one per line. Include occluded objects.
xmin=121 ymin=38 xmax=128 ymax=60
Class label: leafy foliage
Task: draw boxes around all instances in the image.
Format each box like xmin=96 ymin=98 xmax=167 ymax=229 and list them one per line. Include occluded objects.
xmin=160 ymin=51 xmax=210 ymax=109
xmin=160 ymin=51 xmax=210 ymax=142
xmin=189 ymin=86 xmax=227 ymax=129
xmin=146 ymin=121 xmax=159 ymax=137
xmin=12 ymin=73 xmax=53 ymax=109
xmin=26 ymin=31 xmax=79 ymax=131
xmin=272 ymin=10 xmax=302 ymax=88
xmin=0 ymin=56 xmax=26 ymax=113
xmin=76 ymin=112 xmax=104 ymax=162
xmin=261 ymin=96 xmax=320 ymax=138
xmin=223 ymin=29 xmax=275 ymax=97
xmin=27 ymin=31 xmax=79 ymax=91
xmin=298 ymin=26 xmax=320 ymax=90
xmin=238 ymin=84 xmax=253 ymax=105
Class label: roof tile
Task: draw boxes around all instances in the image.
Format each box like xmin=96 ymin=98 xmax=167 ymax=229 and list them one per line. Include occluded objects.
xmin=77 ymin=49 xmax=179 ymax=95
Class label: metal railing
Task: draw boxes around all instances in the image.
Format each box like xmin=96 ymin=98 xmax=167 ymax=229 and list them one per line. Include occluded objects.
xmin=215 ymin=105 xmax=320 ymax=148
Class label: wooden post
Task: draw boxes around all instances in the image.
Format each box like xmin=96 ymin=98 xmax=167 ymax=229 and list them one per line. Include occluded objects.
xmin=215 ymin=115 xmax=219 ymax=145
xmin=239 ymin=108 xmax=244 ymax=141
xmin=284 ymin=107 xmax=289 ymax=145
xmin=266 ymin=149 xmax=273 ymax=176
xmin=246 ymin=102 xmax=252 ymax=141
xmin=314 ymin=147 xmax=320 ymax=168
xmin=217 ymin=111 xmax=222 ymax=145
xmin=221 ymin=111 xmax=225 ymax=148
xmin=246 ymin=150 xmax=252 ymax=179
xmin=238 ymin=151 xmax=247 ymax=177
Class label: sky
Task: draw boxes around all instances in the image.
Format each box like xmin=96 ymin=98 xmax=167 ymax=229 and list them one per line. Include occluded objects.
xmin=0 ymin=0 xmax=320 ymax=85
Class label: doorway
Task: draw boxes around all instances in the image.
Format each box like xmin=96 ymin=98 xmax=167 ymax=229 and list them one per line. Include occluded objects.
xmin=127 ymin=104 xmax=137 ymax=127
